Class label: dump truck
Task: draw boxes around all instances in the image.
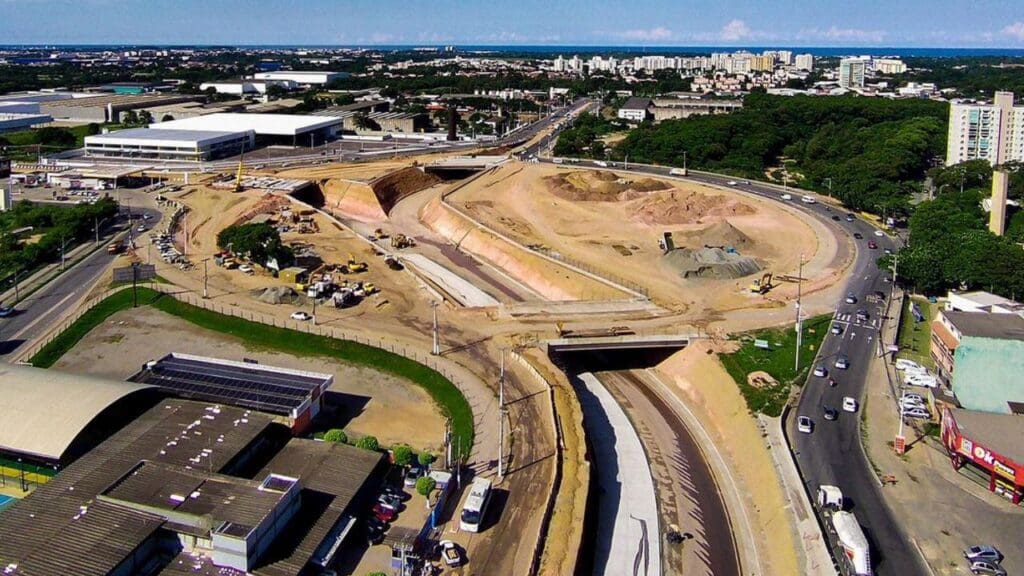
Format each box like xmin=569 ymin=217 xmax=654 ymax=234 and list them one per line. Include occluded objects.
xmin=749 ymin=272 xmax=774 ymax=294
xmin=831 ymin=511 xmax=872 ymax=576
xmin=391 ymin=234 xmax=415 ymax=249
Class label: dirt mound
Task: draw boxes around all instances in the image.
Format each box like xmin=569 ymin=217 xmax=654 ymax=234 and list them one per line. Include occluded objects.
xmin=673 ymin=221 xmax=753 ymax=250
xmin=320 ymin=167 xmax=441 ymax=223
xmin=253 ymin=286 xmax=300 ymax=305
xmin=544 ymin=170 xmax=671 ymax=202
xmin=630 ymin=190 xmax=755 ymax=225
xmin=663 ymin=246 xmax=761 ymax=279
xmin=747 ymin=371 xmax=779 ymax=389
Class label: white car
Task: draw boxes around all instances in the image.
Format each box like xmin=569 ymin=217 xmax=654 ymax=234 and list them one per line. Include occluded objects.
xmin=781 ymin=193 xmax=792 ymax=201
xmin=902 ymin=407 xmax=931 ymax=419
xmin=290 ymin=311 xmax=312 ymax=321
xmin=831 ymin=324 xmax=843 ymax=335
xmin=797 ymin=416 xmax=814 ymax=433
xmin=801 ymin=195 xmax=816 ymax=204
xmin=813 ymin=365 xmax=828 ymax=378
xmin=439 ymin=540 xmax=463 ymax=567
xmin=895 ymin=358 xmax=923 ymax=371
xmin=727 ymin=180 xmax=738 ymax=186
xmin=874 ymin=230 xmax=885 ymax=237
xmin=899 ymin=398 xmax=928 ymax=410
xmin=238 ymin=264 xmax=254 ymax=274
xmin=842 ymin=397 xmax=858 ymax=413
xmin=835 ymin=356 xmax=850 ymax=370
xmin=905 ymin=375 xmax=938 ymax=388
xmin=903 ymin=393 xmax=926 ymax=403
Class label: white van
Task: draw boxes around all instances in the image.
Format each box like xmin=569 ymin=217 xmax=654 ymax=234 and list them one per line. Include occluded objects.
xmin=801 ymin=195 xmax=816 ymax=204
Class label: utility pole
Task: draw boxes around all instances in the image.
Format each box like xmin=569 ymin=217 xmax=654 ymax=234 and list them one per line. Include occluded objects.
xmin=60 ymin=235 xmax=68 ymax=271
xmin=431 ymin=301 xmax=440 ymax=355
xmin=794 ymin=254 xmax=804 ymax=372
xmin=824 ymin=177 xmax=833 ymax=198
xmin=203 ymin=259 xmax=209 ymax=299
xmin=498 ymin=349 xmax=506 ymax=481
xmin=311 ymin=295 xmax=317 ymax=326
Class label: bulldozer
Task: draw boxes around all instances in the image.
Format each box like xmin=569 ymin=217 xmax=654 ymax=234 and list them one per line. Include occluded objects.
xmin=391 ymin=234 xmax=415 ymax=249
xmin=749 ymin=272 xmax=774 ymax=294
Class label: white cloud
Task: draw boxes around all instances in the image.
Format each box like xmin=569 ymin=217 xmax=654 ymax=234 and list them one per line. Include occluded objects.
xmin=798 ymin=26 xmax=886 ymax=43
xmin=1001 ymin=21 xmax=1024 ymax=41
xmin=615 ymin=27 xmax=674 ymax=42
xmin=719 ymin=19 xmax=751 ymax=41
xmin=368 ymin=32 xmax=399 ymax=43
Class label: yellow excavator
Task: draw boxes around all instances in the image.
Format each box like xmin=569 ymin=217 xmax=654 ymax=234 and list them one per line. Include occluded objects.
xmin=749 ymin=272 xmax=774 ymax=294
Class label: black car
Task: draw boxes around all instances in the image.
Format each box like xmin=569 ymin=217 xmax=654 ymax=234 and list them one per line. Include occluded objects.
xmin=831 ymin=215 xmax=841 ymax=221
xmin=823 ymin=407 xmax=839 ymax=421
xmin=853 ymin=232 xmax=863 ymax=239
xmin=856 ymin=309 xmax=870 ymax=321
xmin=366 ymin=518 xmax=387 ymax=545
xmin=846 ymin=214 xmax=856 ymax=222
xmin=0 ymin=305 xmax=15 ymax=318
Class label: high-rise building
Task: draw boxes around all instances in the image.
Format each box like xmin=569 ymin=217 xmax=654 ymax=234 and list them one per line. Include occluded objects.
xmin=794 ymin=53 xmax=814 ymax=71
xmin=838 ymin=58 xmax=867 ymax=88
xmin=946 ymin=92 xmax=1024 ymax=167
xmin=553 ymin=55 xmax=565 ymax=72
xmin=777 ymin=50 xmax=794 ymax=66
xmin=750 ymin=55 xmax=775 ymax=72
xmin=875 ymin=58 xmax=907 ymax=74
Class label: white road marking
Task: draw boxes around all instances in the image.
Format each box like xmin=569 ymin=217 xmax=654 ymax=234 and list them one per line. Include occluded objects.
xmin=8 ymin=291 xmax=78 ymax=342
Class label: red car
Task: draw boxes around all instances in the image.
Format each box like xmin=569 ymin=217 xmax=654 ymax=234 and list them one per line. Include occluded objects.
xmin=867 ymin=241 xmax=878 ymax=249
xmin=373 ymin=503 xmax=396 ymax=523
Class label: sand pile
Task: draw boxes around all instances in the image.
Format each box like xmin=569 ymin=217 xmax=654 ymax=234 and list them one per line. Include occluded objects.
xmin=319 ymin=167 xmax=441 ymax=223
xmin=673 ymin=221 xmax=753 ymax=249
xmin=663 ymin=246 xmax=761 ymax=279
xmin=254 ymin=286 xmax=300 ymax=305
xmin=544 ymin=170 xmax=671 ymax=202
xmin=629 ymin=190 xmax=755 ymax=226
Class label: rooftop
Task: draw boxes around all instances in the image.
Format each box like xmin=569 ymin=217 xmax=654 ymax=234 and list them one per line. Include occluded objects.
xmin=86 ymin=127 xmax=251 ymax=146
xmin=949 ymin=408 xmax=1024 ymax=465
xmin=39 ymin=93 xmax=195 ymax=109
xmin=952 ymin=337 xmax=1024 ymax=414
xmin=942 ymin=310 xmax=1024 ymax=340
xmin=130 ymin=353 xmax=333 ymax=418
xmin=149 ymin=112 xmax=342 ymax=136
xmin=620 ymin=96 xmax=654 ymax=111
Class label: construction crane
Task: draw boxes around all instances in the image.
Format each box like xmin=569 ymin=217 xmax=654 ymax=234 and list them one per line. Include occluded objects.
xmin=233 ymin=147 xmax=245 ymax=192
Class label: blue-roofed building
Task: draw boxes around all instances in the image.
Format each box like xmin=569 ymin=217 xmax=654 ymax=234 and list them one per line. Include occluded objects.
xmin=951 ymin=336 xmax=1024 ymax=415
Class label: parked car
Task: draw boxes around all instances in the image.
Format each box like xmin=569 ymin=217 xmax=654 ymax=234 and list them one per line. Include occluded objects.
xmin=813 ymin=365 xmax=828 ymax=378
xmin=968 ymin=560 xmax=1007 ymax=576
xmin=438 ymin=540 xmax=463 ymax=567
xmin=842 ymin=397 xmax=858 ymax=412
xmin=366 ymin=518 xmax=387 ymax=545
xmin=903 ymin=393 xmax=926 ymax=403
xmin=378 ymin=492 xmax=403 ymax=510
xmin=823 ymin=407 xmax=838 ymax=421
xmin=845 ymin=293 xmax=858 ymax=304
xmin=403 ymin=465 xmax=423 ymax=488
xmin=900 ymin=399 xmax=928 ymax=411
xmin=797 ymin=416 xmax=814 ymax=433
xmin=372 ymin=503 xmax=396 ymax=523
xmin=963 ymin=546 xmax=1003 ymax=563
xmin=290 ymin=311 xmax=312 ymax=321
xmin=902 ymin=407 xmax=931 ymax=419
xmin=895 ymin=358 xmax=923 ymax=371
xmin=835 ymin=356 xmax=850 ymax=370
xmin=905 ymin=374 xmax=938 ymax=388
xmin=238 ymin=264 xmax=253 ymax=274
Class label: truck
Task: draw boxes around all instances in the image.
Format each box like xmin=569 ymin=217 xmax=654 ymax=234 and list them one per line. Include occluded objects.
xmin=817 ymin=485 xmax=844 ymax=510
xmin=831 ymin=511 xmax=872 ymax=576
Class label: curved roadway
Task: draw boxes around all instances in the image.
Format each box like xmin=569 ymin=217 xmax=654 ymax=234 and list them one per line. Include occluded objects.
xmin=528 ymin=134 xmax=926 ymax=575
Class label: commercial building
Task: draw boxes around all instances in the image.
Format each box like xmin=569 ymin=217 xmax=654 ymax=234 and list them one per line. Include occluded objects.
xmin=325 ymin=110 xmax=431 ymax=134
xmin=651 ymin=98 xmax=743 ymax=122
xmin=199 ymin=78 xmax=298 ymax=96
xmin=941 ymin=407 xmax=1024 ymax=504
xmin=150 ymin=113 xmax=342 ymax=146
xmin=946 ymin=290 xmax=1024 ymax=316
xmin=948 ymin=336 xmax=1024 ymax=414
xmin=85 ymin=128 xmax=254 ymax=162
xmin=0 ymin=366 xmax=387 ymax=575
xmin=0 ymin=112 xmax=52 ymax=134
xmin=251 ymin=71 xmax=349 ymax=85
xmin=130 ymin=353 xmax=333 ymax=433
xmin=617 ymin=97 xmax=653 ymax=122
xmin=930 ymin=309 xmax=1024 ymax=384
xmin=874 ymin=58 xmax=907 ymax=74
xmin=838 ymin=58 xmax=867 ymax=89
xmin=40 ymin=94 xmax=200 ymax=123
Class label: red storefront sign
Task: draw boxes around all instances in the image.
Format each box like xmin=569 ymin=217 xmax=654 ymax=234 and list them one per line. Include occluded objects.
xmin=941 ymin=408 xmax=1024 ymax=488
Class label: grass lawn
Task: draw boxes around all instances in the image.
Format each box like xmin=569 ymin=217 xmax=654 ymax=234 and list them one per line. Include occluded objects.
xmin=896 ymin=296 xmax=936 ymax=369
xmin=720 ymin=314 xmax=832 ymax=416
xmin=30 ymin=287 xmax=474 ymax=459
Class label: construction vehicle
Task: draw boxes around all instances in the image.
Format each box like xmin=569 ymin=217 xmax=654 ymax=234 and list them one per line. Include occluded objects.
xmin=749 ymin=272 xmax=774 ymax=294
xmin=372 ymin=228 xmax=390 ymax=240
xmin=391 ymin=234 xmax=415 ymax=249
xmin=384 ymin=255 xmax=403 ymax=271
xmin=343 ymin=254 xmax=367 ymax=274
xmin=233 ymin=150 xmax=245 ymax=192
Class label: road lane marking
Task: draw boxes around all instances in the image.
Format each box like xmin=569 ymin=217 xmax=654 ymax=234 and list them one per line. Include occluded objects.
xmin=8 ymin=291 xmax=78 ymax=343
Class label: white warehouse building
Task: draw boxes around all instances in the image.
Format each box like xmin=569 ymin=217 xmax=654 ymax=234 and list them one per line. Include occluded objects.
xmin=150 ymin=113 xmax=343 ymax=146
xmin=251 ymin=71 xmax=349 ymax=85
xmin=84 ymin=128 xmax=254 ymax=162
xmin=199 ymin=78 xmax=298 ymax=95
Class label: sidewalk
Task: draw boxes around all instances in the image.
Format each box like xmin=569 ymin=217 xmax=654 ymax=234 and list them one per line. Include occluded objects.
xmin=760 ymin=413 xmax=836 ymax=576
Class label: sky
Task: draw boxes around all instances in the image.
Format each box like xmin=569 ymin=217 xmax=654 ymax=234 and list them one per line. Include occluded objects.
xmin=1 ymin=0 xmax=1023 ymax=47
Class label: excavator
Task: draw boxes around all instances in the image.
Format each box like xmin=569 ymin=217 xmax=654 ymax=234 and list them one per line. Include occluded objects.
xmin=749 ymin=272 xmax=774 ymax=294
xmin=343 ymin=254 xmax=368 ymax=274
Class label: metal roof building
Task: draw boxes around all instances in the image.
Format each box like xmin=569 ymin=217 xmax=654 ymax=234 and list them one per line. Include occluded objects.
xmin=149 ymin=113 xmax=342 ymax=143
xmin=0 ymin=364 xmax=158 ymax=464
xmin=952 ymin=337 xmax=1024 ymax=414
xmin=84 ymin=127 xmax=255 ymax=162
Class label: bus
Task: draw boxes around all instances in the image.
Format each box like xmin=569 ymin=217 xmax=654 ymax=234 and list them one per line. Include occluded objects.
xmin=459 ymin=477 xmax=492 ymax=533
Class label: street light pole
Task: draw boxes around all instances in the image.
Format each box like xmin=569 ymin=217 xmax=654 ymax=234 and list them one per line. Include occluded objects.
xmin=498 ymin=349 xmax=505 ymax=481
xmin=431 ymin=301 xmax=440 ymax=355
xmin=794 ymin=254 xmax=804 ymax=372
xmin=203 ymin=259 xmax=209 ymax=299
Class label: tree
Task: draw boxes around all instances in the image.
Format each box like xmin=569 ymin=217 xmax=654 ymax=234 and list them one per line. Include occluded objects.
xmin=266 ymin=84 xmax=288 ymax=99
xmin=323 ymin=429 xmax=347 ymax=444
xmin=355 ymin=435 xmax=379 ymax=451
xmin=415 ymin=475 xmax=436 ymax=497
xmin=417 ymin=452 xmax=435 ymax=467
xmin=34 ymin=127 xmax=76 ymax=148
xmin=217 ymin=223 xmax=294 ymax=268
xmin=138 ymin=110 xmax=154 ymax=125
xmin=85 ymin=123 xmax=101 ymax=136
xmin=123 ymin=110 xmax=139 ymax=125
xmin=353 ymin=113 xmax=380 ymax=131
xmin=392 ymin=445 xmax=414 ymax=467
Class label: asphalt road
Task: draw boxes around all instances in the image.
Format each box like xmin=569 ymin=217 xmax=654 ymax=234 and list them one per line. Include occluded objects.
xmin=533 ymin=155 xmax=925 ymax=576
xmin=0 ymin=206 xmax=162 ymax=361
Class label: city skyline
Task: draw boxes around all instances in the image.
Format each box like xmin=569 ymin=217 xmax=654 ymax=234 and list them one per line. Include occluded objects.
xmin=1 ymin=0 xmax=1024 ymax=47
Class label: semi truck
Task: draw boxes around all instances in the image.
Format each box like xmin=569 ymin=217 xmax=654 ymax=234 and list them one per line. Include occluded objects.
xmin=831 ymin=511 xmax=872 ymax=576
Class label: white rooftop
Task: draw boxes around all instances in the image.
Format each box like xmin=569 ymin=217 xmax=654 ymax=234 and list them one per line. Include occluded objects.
xmin=149 ymin=113 xmax=341 ymax=136
xmin=86 ymin=127 xmax=251 ymax=147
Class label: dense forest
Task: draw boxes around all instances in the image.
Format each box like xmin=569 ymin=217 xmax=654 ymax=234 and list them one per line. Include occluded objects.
xmin=610 ymin=93 xmax=949 ymax=214
xmin=898 ymin=57 xmax=1024 ymax=98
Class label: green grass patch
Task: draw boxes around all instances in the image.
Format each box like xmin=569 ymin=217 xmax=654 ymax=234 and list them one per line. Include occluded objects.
xmin=30 ymin=287 xmax=474 ymax=459
xmin=896 ymin=296 xmax=936 ymax=369
xmin=720 ymin=314 xmax=832 ymax=416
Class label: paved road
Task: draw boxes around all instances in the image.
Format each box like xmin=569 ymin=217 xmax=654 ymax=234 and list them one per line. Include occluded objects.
xmin=0 ymin=206 xmax=162 ymax=361
xmin=533 ymin=154 xmax=925 ymax=576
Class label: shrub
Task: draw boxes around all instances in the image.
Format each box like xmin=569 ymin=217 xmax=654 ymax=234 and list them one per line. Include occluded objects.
xmin=392 ymin=445 xmax=414 ymax=467
xmin=323 ymin=429 xmax=347 ymax=444
xmin=417 ymin=452 xmax=435 ymax=467
xmin=355 ymin=435 xmax=379 ymax=451
xmin=415 ymin=475 xmax=436 ymax=497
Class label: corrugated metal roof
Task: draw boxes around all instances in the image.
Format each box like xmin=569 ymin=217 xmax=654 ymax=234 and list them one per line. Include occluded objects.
xmin=0 ymin=364 xmax=155 ymax=461
xmin=949 ymin=408 xmax=1024 ymax=465
xmin=952 ymin=337 xmax=1024 ymax=414
xmin=943 ymin=310 xmax=1024 ymax=340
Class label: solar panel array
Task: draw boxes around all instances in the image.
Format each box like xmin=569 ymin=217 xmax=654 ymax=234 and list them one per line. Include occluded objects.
xmin=133 ymin=356 xmax=325 ymax=415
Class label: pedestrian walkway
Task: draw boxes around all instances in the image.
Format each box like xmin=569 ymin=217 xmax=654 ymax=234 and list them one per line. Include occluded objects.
xmin=576 ymin=372 xmax=661 ymax=576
